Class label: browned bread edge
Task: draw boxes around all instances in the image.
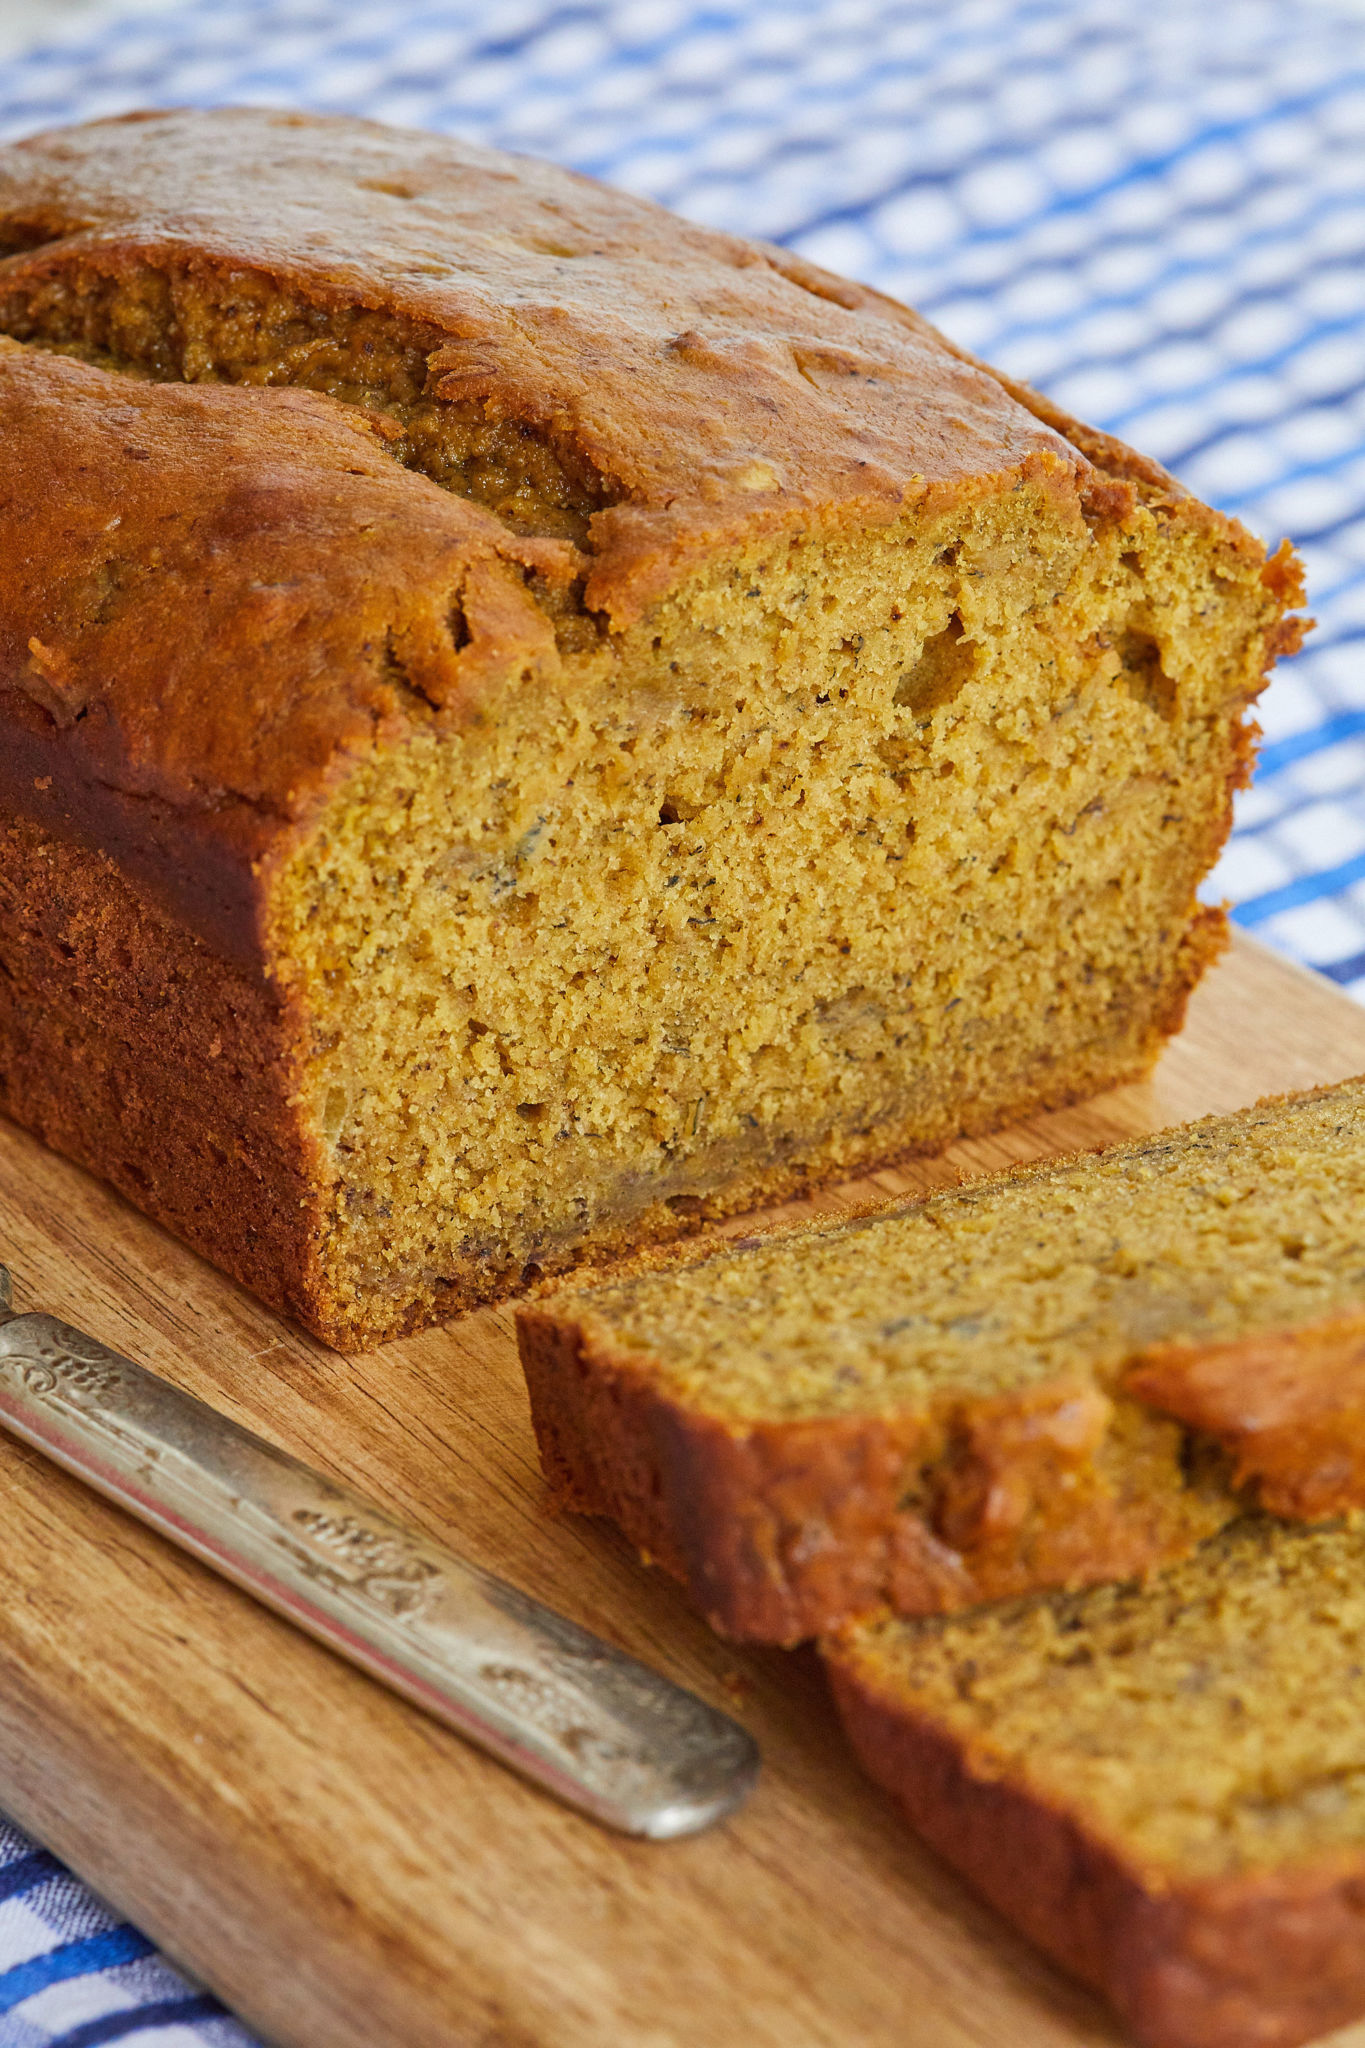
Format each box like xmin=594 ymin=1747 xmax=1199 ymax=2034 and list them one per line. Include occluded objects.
xmin=824 ymin=1645 xmax=1365 ymax=2048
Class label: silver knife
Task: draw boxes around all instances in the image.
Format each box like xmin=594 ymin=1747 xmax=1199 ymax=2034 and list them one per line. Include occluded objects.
xmin=0 ymin=1267 xmax=759 ymax=1838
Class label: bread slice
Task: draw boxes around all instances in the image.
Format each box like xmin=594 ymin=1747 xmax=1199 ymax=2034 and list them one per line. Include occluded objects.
xmin=825 ymin=1516 xmax=1365 ymax=2048
xmin=0 ymin=109 xmax=1302 ymax=1347
xmin=519 ymin=1078 xmax=1365 ymax=1643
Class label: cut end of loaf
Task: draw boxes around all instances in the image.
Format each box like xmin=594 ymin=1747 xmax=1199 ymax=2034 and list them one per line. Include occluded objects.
xmin=279 ymin=470 xmax=1278 ymax=1345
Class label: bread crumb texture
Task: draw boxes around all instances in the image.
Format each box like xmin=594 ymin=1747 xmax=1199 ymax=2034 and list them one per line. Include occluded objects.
xmin=835 ymin=1516 xmax=1365 ymax=1880
xmin=0 ymin=110 xmax=1304 ymax=1346
xmin=828 ymin=1518 xmax=1365 ymax=2048
xmin=578 ymin=1083 xmax=1365 ymax=1418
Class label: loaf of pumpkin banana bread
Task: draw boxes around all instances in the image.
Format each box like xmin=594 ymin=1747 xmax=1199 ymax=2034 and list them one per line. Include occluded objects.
xmin=0 ymin=108 xmax=1303 ymax=1348
xmin=826 ymin=1516 xmax=1365 ymax=2048
xmin=519 ymin=1078 xmax=1365 ymax=1642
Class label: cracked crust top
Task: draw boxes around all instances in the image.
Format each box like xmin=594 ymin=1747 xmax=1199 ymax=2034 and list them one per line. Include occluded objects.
xmin=0 ymin=341 xmax=562 ymax=962
xmin=0 ymin=105 xmax=1086 ymax=619
xmin=0 ymin=108 xmax=1267 ymax=970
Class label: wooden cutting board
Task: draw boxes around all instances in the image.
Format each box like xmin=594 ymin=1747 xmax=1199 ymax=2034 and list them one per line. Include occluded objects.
xmin=3 ymin=930 xmax=1365 ymax=2048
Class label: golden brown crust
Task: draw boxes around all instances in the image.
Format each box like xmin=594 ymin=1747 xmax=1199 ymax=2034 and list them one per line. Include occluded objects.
xmin=827 ymin=1652 xmax=1365 ymax=2048
xmin=0 ymin=339 xmax=558 ymax=966
xmin=0 ymin=106 xmax=1132 ymax=969
xmin=0 ymin=108 xmax=1097 ymax=626
xmin=0 ymin=811 xmax=328 ymax=1327
xmin=0 ymin=112 xmax=1290 ymax=966
xmin=518 ymin=1306 xmax=1228 ymax=1644
xmin=1128 ymin=1309 xmax=1365 ymax=1519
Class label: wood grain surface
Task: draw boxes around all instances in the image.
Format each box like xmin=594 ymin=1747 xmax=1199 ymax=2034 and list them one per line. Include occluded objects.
xmin=2 ymin=931 xmax=1365 ymax=2048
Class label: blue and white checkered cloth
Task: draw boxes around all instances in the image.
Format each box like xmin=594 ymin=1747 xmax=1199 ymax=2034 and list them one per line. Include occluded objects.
xmin=0 ymin=1822 xmax=247 ymax=2046
xmin=3 ymin=0 xmax=1365 ymax=2036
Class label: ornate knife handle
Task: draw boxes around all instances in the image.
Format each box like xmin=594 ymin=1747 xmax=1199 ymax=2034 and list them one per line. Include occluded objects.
xmin=0 ymin=1270 xmax=758 ymax=1838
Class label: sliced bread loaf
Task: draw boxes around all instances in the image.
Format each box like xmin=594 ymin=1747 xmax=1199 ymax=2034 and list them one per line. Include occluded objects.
xmin=825 ymin=1517 xmax=1365 ymax=2048
xmin=518 ymin=1078 xmax=1365 ymax=1642
xmin=0 ymin=108 xmax=1300 ymax=1347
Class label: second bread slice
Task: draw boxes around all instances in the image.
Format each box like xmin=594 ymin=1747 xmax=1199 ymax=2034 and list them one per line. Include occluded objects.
xmin=825 ymin=1517 xmax=1365 ymax=2048
xmin=518 ymin=1078 xmax=1365 ymax=1642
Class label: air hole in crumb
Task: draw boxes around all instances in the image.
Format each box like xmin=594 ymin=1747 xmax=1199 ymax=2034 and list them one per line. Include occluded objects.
xmin=894 ymin=614 xmax=974 ymax=716
xmin=1120 ymin=550 xmax=1143 ymax=576
xmin=517 ymin=1102 xmax=547 ymax=1121
xmin=448 ymin=600 xmax=471 ymax=652
xmin=1117 ymin=626 xmax=1177 ymax=720
xmin=323 ymin=1085 xmax=348 ymax=1141
xmin=1281 ymin=1236 xmax=1306 ymax=1260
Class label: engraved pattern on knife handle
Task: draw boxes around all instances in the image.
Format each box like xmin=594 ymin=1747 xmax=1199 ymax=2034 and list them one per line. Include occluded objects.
xmin=0 ymin=1288 xmax=760 ymax=1837
xmin=16 ymin=1348 xmax=126 ymax=1401
xmin=0 ymin=1319 xmax=504 ymax=1642
xmin=0 ymin=1319 xmax=456 ymax=1624
xmin=287 ymin=1509 xmax=442 ymax=1620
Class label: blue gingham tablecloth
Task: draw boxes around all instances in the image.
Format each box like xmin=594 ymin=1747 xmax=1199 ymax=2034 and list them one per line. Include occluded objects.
xmin=0 ymin=1827 xmax=238 ymax=2047
xmin=4 ymin=0 xmax=1365 ymax=2036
